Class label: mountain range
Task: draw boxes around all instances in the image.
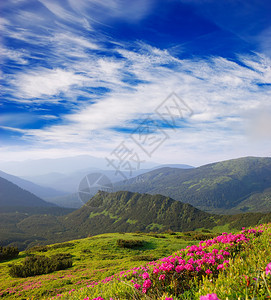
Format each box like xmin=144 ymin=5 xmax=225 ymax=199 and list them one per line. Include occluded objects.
xmin=1 ymin=189 xmax=271 ymax=250
xmin=115 ymin=157 xmax=271 ymax=214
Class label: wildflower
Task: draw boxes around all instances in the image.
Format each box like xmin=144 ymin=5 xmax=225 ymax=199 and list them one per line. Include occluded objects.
xmin=159 ymin=274 xmax=166 ymax=280
xmin=200 ymin=293 xmax=220 ymax=300
xmin=134 ymin=283 xmax=141 ymax=290
xmin=142 ymin=272 xmax=149 ymax=279
xmin=143 ymin=279 xmax=152 ymax=289
xmin=205 ymin=269 xmax=212 ymax=274
xmin=266 ymin=262 xmax=271 ymax=275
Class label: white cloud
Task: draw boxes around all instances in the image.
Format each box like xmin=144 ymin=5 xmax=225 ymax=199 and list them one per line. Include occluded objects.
xmin=14 ymin=68 xmax=87 ymax=99
xmin=7 ymin=48 xmax=269 ymax=167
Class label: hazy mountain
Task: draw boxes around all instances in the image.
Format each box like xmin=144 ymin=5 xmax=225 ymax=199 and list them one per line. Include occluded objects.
xmin=0 ymin=155 xmax=109 ymax=177
xmin=0 ymin=155 xmax=159 ymax=178
xmin=0 ymin=170 xmax=66 ymax=199
xmin=115 ymin=157 xmax=271 ymax=214
xmin=45 ymin=193 xmax=82 ymax=208
xmin=23 ymin=165 xmax=193 ymax=195
xmin=0 ymin=177 xmax=56 ymax=207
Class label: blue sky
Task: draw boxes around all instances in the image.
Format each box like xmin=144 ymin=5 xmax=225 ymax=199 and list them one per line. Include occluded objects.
xmin=0 ymin=0 xmax=271 ymax=167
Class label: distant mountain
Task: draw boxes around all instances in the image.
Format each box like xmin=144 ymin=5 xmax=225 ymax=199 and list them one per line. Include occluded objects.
xmin=0 ymin=177 xmax=56 ymax=207
xmin=151 ymin=164 xmax=194 ymax=170
xmin=45 ymin=193 xmax=82 ymax=208
xmin=0 ymin=170 xmax=66 ymax=199
xmin=24 ymin=165 xmax=193 ymax=195
xmin=0 ymin=155 xmax=159 ymax=177
xmin=115 ymin=157 xmax=271 ymax=214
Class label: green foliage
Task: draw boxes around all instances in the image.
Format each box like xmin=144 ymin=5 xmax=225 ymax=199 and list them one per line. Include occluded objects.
xmin=9 ymin=253 xmax=72 ymax=278
xmin=27 ymin=245 xmax=48 ymax=253
xmin=116 ymin=239 xmax=144 ymax=249
xmin=50 ymin=242 xmax=75 ymax=250
xmin=0 ymin=246 xmax=19 ymax=261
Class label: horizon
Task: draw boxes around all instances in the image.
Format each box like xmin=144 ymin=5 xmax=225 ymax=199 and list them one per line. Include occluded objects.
xmin=1 ymin=0 xmax=271 ymax=168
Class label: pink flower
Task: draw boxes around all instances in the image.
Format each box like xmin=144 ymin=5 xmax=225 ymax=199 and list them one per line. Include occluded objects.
xmin=159 ymin=274 xmax=166 ymax=280
xmin=184 ymin=263 xmax=194 ymax=271
xmin=205 ymin=269 xmax=212 ymax=274
xmin=266 ymin=262 xmax=271 ymax=275
xmin=165 ymin=298 xmax=173 ymax=300
xmin=143 ymin=279 xmax=152 ymax=289
xmin=175 ymin=265 xmax=185 ymax=273
xmin=142 ymin=272 xmax=149 ymax=279
xmin=142 ymin=288 xmax=148 ymax=294
xmin=134 ymin=283 xmax=141 ymax=290
xmin=200 ymin=293 xmax=220 ymax=300
xmin=217 ymin=264 xmax=224 ymax=270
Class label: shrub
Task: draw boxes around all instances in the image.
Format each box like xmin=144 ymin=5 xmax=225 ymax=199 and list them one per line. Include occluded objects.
xmin=50 ymin=242 xmax=75 ymax=250
xmin=27 ymin=245 xmax=48 ymax=253
xmin=0 ymin=246 xmax=19 ymax=261
xmin=117 ymin=239 xmax=144 ymax=249
xmin=131 ymin=255 xmax=157 ymax=261
xmin=9 ymin=253 xmax=72 ymax=277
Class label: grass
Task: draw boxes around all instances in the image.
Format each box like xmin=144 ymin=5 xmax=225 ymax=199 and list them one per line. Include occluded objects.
xmin=1 ymin=225 xmax=270 ymax=300
xmin=47 ymin=224 xmax=271 ymax=300
xmin=0 ymin=231 xmax=200 ymax=299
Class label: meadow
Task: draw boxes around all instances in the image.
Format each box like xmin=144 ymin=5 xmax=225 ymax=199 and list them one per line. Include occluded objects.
xmin=0 ymin=224 xmax=270 ymax=300
xmin=51 ymin=225 xmax=271 ymax=300
xmin=0 ymin=231 xmax=205 ymax=299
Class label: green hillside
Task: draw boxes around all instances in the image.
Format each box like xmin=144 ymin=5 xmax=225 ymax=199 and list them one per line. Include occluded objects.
xmin=1 ymin=190 xmax=271 ymax=250
xmin=61 ymin=191 xmax=217 ymax=234
xmin=115 ymin=157 xmax=271 ymax=214
xmin=0 ymin=231 xmax=203 ymax=299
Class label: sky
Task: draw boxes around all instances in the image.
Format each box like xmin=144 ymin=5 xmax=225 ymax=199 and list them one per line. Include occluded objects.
xmin=0 ymin=0 xmax=271 ymax=169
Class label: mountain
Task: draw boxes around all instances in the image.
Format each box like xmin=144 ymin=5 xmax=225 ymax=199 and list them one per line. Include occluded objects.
xmin=24 ymin=165 xmax=193 ymax=195
xmin=61 ymin=191 xmax=217 ymax=235
xmin=151 ymin=164 xmax=194 ymax=170
xmin=0 ymin=177 xmax=56 ymax=207
xmin=0 ymin=155 xmax=158 ymax=178
xmin=1 ymin=190 xmax=271 ymax=249
xmin=0 ymin=170 xmax=66 ymax=199
xmin=114 ymin=157 xmax=271 ymax=214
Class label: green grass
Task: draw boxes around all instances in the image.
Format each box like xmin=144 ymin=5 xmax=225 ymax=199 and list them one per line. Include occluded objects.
xmin=1 ymin=225 xmax=270 ymax=300
xmin=0 ymin=232 xmax=197 ymax=299
xmin=46 ymin=224 xmax=271 ymax=300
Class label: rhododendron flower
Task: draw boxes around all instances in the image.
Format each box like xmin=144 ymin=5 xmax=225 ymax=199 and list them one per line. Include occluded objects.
xmin=200 ymin=293 xmax=220 ymax=300
xmin=266 ymin=262 xmax=271 ymax=275
xmin=175 ymin=265 xmax=185 ymax=273
xmin=159 ymin=274 xmax=166 ymax=280
xmin=134 ymin=283 xmax=141 ymax=290
xmin=143 ymin=279 xmax=152 ymax=289
xmin=142 ymin=272 xmax=149 ymax=279
xmin=142 ymin=288 xmax=147 ymax=294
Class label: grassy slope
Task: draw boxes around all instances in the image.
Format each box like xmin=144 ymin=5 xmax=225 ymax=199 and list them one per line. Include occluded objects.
xmin=0 ymin=231 xmax=206 ymax=299
xmin=54 ymin=224 xmax=271 ymax=300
